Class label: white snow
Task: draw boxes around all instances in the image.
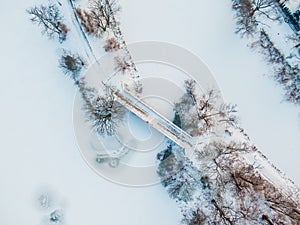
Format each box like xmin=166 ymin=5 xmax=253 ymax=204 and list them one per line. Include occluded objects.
xmin=286 ymin=0 xmax=300 ymax=12
xmin=0 ymin=0 xmax=300 ymax=224
xmin=0 ymin=1 xmax=180 ymax=225
xmin=119 ymin=0 xmax=300 ymax=187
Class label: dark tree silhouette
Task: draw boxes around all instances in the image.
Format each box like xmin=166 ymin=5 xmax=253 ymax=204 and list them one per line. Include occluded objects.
xmin=114 ymin=56 xmax=130 ymax=74
xmin=78 ymin=79 xmax=125 ymax=136
xmin=27 ymin=4 xmax=68 ymax=42
xmin=59 ymin=50 xmax=86 ymax=82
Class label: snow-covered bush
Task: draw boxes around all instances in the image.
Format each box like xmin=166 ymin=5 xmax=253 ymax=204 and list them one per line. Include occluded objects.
xmin=104 ymin=37 xmax=120 ymax=52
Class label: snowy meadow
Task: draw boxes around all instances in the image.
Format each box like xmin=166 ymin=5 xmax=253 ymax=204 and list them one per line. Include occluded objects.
xmin=0 ymin=0 xmax=299 ymax=224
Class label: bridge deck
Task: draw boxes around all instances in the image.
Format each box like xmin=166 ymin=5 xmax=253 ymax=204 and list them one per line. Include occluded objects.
xmin=113 ymin=88 xmax=195 ymax=152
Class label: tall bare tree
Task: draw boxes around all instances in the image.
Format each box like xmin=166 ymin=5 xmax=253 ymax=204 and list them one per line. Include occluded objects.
xmin=78 ymin=79 xmax=125 ymax=136
xmin=76 ymin=0 xmax=121 ymax=37
xmin=232 ymin=0 xmax=282 ymax=37
xmin=27 ymin=4 xmax=68 ymax=42
xmin=174 ymin=80 xmax=238 ymax=136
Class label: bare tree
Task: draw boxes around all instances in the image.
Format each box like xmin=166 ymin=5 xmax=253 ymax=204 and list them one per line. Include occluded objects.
xmin=174 ymin=82 xmax=238 ymax=136
xmin=263 ymin=180 xmax=300 ymax=223
xmin=76 ymin=0 xmax=121 ymax=37
xmin=78 ymin=79 xmax=125 ymax=136
xmin=114 ymin=56 xmax=130 ymax=73
xmin=232 ymin=0 xmax=282 ymax=37
xmin=232 ymin=0 xmax=259 ymax=37
xmin=27 ymin=4 xmax=68 ymax=42
xmin=59 ymin=50 xmax=86 ymax=82
xmin=161 ymin=137 xmax=300 ymax=224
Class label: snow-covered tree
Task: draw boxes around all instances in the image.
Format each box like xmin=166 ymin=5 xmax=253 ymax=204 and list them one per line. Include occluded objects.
xmin=232 ymin=0 xmax=259 ymax=37
xmin=231 ymin=0 xmax=282 ymax=37
xmin=157 ymin=143 xmax=201 ymax=202
xmin=27 ymin=4 xmax=68 ymax=42
xmin=76 ymin=0 xmax=120 ymax=37
xmin=174 ymin=81 xmax=238 ymax=136
xmin=180 ymin=138 xmax=300 ymax=224
xmin=252 ymin=30 xmax=300 ymax=104
xmin=114 ymin=56 xmax=130 ymax=74
xmin=59 ymin=50 xmax=86 ymax=82
xmin=78 ymin=79 xmax=126 ymax=136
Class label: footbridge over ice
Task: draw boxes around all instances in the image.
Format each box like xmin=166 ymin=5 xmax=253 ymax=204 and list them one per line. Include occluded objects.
xmin=112 ymin=82 xmax=196 ymax=155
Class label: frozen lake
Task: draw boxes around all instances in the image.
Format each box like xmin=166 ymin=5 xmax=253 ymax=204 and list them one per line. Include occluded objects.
xmin=0 ymin=0 xmax=299 ymax=225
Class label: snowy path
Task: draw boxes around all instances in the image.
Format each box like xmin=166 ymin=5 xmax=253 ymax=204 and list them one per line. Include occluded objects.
xmin=65 ymin=0 xmax=97 ymax=62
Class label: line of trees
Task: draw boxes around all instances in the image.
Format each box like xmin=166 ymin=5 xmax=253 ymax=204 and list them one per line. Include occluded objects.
xmin=158 ymin=81 xmax=300 ymax=224
xmin=252 ymin=30 xmax=300 ymax=104
xmin=157 ymin=138 xmax=300 ymax=224
xmin=231 ymin=1 xmax=300 ymax=106
xmin=27 ymin=0 xmax=127 ymax=137
xmin=75 ymin=0 xmax=143 ymax=94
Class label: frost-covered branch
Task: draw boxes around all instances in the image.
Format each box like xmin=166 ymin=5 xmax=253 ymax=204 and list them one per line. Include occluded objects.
xmin=174 ymin=80 xmax=238 ymax=136
xmin=78 ymin=79 xmax=126 ymax=136
xmin=27 ymin=4 xmax=68 ymax=42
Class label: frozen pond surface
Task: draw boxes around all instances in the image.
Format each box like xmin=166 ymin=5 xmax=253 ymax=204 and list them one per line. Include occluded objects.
xmin=0 ymin=0 xmax=300 ymax=225
xmin=0 ymin=0 xmax=180 ymax=225
xmin=119 ymin=0 xmax=300 ymax=186
xmin=128 ymin=113 xmax=152 ymax=140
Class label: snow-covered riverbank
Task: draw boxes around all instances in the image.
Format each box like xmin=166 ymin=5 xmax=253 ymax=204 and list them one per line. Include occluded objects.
xmin=0 ymin=0 xmax=299 ymax=224
xmin=119 ymin=0 xmax=300 ymax=186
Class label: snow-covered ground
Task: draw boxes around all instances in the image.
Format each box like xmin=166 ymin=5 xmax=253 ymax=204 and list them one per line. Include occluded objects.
xmin=1 ymin=0 xmax=300 ymax=225
xmin=286 ymin=0 xmax=300 ymax=11
xmin=119 ymin=0 xmax=300 ymax=186
xmin=0 ymin=1 xmax=180 ymax=225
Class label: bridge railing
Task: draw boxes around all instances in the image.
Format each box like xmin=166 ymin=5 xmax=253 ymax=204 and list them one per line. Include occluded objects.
xmin=114 ymin=85 xmax=195 ymax=149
